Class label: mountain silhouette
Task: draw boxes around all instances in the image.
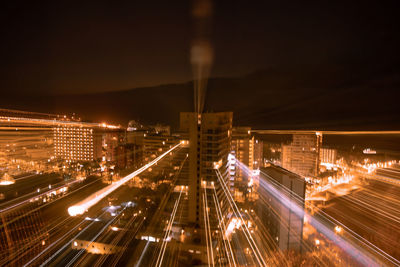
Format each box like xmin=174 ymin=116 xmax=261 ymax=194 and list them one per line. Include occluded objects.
xmin=1 ymin=63 xmax=399 ymax=130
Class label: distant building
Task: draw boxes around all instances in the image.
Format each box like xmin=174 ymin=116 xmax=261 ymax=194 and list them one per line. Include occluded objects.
xmin=253 ymin=139 xmax=263 ymax=169
xmin=258 ymin=164 xmax=305 ymax=252
xmin=114 ymin=144 xmax=142 ymax=170
xmin=320 ymin=147 xmax=337 ymax=165
xmin=149 ymin=124 xmax=171 ymax=136
xmin=230 ymin=127 xmax=263 ymax=202
xmin=53 ymin=126 xmax=102 ymax=162
xmin=281 ymin=133 xmax=322 ymax=177
xmin=231 ymin=127 xmax=253 ymax=183
xmin=126 ymin=129 xmax=146 ymax=146
xmin=143 ymin=134 xmax=177 ymax=159
xmin=102 ymin=130 xmax=125 ymax=162
xmin=127 ymin=120 xmax=144 ymax=132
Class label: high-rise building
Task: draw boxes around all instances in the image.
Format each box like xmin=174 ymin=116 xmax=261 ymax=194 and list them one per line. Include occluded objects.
xmin=230 ymin=127 xmax=264 ymax=202
xmin=180 ymin=112 xmax=232 ymax=225
xmin=258 ymin=164 xmax=305 ymax=252
xmin=281 ymin=133 xmax=322 ymax=177
xmin=230 ymin=127 xmax=264 ymax=181
xmin=102 ymin=129 xmax=125 ymax=162
xmin=231 ymin=127 xmax=253 ymax=184
xmin=53 ymin=126 xmax=102 ymax=162
xmin=253 ymin=139 xmax=264 ymax=169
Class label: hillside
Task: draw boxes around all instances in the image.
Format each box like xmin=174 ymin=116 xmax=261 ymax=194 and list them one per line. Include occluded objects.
xmin=1 ymin=64 xmax=399 ymax=130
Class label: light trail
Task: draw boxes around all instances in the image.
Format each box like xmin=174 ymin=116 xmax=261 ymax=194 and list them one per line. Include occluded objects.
xmin=13 ymin=173 xmax=38 ymax=181
xmin=112 ymin=217 xmax=145 ymax=267
xmin=2 ymin=216 xmax=72 ymax=266
xmin=68 ymin=143 xmax=181 ymax=216
xmin=205 ymin=188 xmax=214 ymax=267
xmin=258 ymin=165 xmax=400 ymax=265
xmin=0 ymin=179 xmax=80 ymax=214
xmin=235 ymin=159 xmax=383 ymax=267
xmin=93 ymin=213 xmax=141 ymax=267
xmin=344 ymin=194 xmax=400 ymax=224
xmin=64 ymin=206 xmax=128 ymax=267
xmin=0 ymin=178 xmax=102 ymax=234
xmin=0 ymin=115 xmax=121 ymax=129
xmin=155 ymin=188 xmax=183 ymax=267
xmin=256 ymin=166 xmax=400 ymax=266
xmin=252 ymin=129 xmax=400 ymax=135
xmin=136 ymin=241 xmax=150 ymax=267
xmin=23 ymin=217 xmax=90 ymax=267
xmin=244 ymin=206 xmax=294 ymax=266
xmin=203 ymin=188 xmax=213 ymax=267
xmin=257 ymin=165 xmax=400 ymax=266
xmin=35 ymin=210 xmax=108 ymax=267
xmin=215 ymin=168 xmax=267 ymax=267
xmin=361 ymin=171 xmax=400 ymax=186
xmin=144 ymin=154 xmax=187 ymax=266
xmin=212 ymin=187 xmax=236 ymax=267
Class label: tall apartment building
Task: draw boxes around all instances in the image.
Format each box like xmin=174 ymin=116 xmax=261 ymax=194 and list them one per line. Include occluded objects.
xmin=231 ymin=127 xmax=253 ymax=183
xmin=180 ymin=112 xmax=232 ymax=225
xmin=53 ymin=126 xmax=102 ymax=162
xmin=258 ymin=164 xmax=305 ymax=252
xmin=281 ymin=133 xmax=322 ymax=177
xmin=230 ymin=127 xmax=264 ymax=180
xmin=230 ymin=128 xmax=264 ymax=202
xmin=102 ymin=129 xmax=125 ymax=162
xmin=254 ymin=139 xmax=264 ymax=169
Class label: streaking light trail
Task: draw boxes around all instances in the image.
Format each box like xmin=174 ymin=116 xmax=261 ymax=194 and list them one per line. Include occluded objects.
xmin=234 ymin=157 xmax=384 ymax=267
xmin=155 ymin=188 xmax=183 ymax=267
xmin=215 ymin=168 xmax=267 ymax=267
xmin=68 ymin=143 xmax=181 ymax=216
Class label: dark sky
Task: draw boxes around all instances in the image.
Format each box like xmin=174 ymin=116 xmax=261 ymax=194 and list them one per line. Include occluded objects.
xmin=0 ymin=0 xmax=399 ymax=95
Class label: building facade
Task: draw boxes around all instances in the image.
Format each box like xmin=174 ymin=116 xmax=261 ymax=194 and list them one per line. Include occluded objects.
xmin=114 ymin=143 xmax=143 ymax=170
xmin=258 ymin=165 xmax=306 ymax=252
xmin=231 ymin=127 xmax=253 ymax=183
xmin=281 ymin=133 xmax=322 ymax=177
xmin=180 ymin=112 xmax=232 ymax=225
xmin=143 ymin=134 xmax=177 ymax=159
xmin=53 ymin=126 xmax=102 ymax=162
xmin=320 ymin=147 xmax=337 ymax=165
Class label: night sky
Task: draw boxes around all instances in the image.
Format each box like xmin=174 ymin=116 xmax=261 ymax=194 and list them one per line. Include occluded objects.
xmin=1 ymin=0 xmax=399 ymax=95
xmin=0 ymin=1 xmax=399 ymax=130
